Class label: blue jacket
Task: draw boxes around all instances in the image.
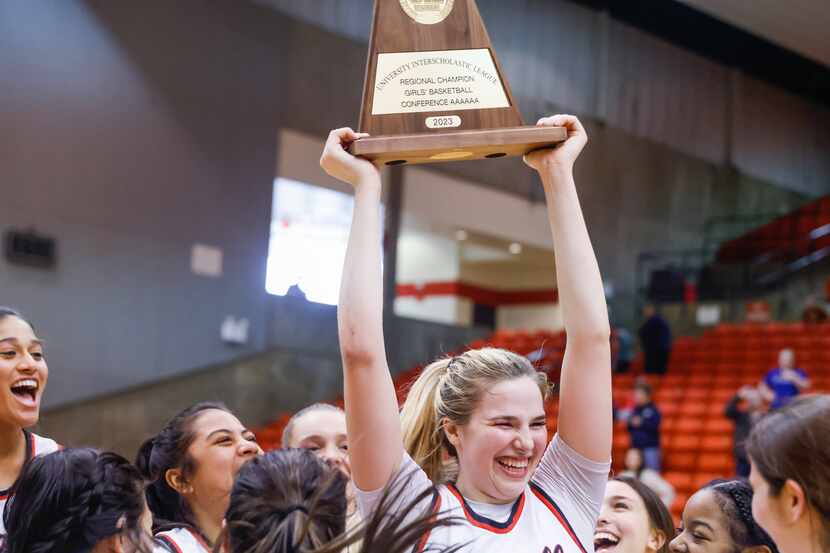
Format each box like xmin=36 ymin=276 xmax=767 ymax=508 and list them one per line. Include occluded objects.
xmin=628 ymin=402 xmax=661 ymax=449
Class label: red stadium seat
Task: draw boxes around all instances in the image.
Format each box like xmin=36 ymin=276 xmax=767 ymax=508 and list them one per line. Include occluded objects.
xmin=697 ymin=454 xmax=734 ymax=474
xmin=667 ymin=435 xmax=701 ymax=452
xmin=664 ymin=472 xmax=694 ymax=494
xmin=664 ymin=453 xmax=697 ymax=472
xmin=700 ymin=436 xmax=732 ymax=454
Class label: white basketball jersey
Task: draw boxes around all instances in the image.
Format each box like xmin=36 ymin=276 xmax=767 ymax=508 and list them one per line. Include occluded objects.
xmin=0 ymin=431 xmax=60 ymax=536
xmin=418 ymin=482 xmax=591 ymax=553
xmin=154 ymin=527 xmax=211 ymax=553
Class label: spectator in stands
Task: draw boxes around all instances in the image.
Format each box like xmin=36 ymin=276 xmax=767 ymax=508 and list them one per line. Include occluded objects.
xmin=670 ymin=479 xmax=779 ymax=553
xmin=614 ymin=326 xmax=635 ymax=374
xmin=638 ymin=305 xmax=672 ymax=374
xmin=746 ymin=395 xmax=830 ymax=553
xmin=801 ymin=294 xmax=827 ymax=324
xmin=759 ymin=349 xmax=810 ymax=410
xmin=3 ymin=448 xmax=153 ymax=553
xmin=595 ymin=476 xmax=674 ymax=553
xmin=136 ymin=402 xmax=261 ymax=553
xmin=0 ymin=307 xmax=60 ymax=538
xmin=627 ymin=380 xmax=663 ymax=472
xmin=224 ymin=448 xmax=463 ymax=553
xmin=724 ymin=385 xmax=765 ymax=478
xmin=620 ymin=448 xmax=675 ymax=508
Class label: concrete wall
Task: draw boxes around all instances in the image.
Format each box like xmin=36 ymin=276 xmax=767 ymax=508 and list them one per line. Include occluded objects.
xmin=1 ymin=0 xmax=288 ymax=407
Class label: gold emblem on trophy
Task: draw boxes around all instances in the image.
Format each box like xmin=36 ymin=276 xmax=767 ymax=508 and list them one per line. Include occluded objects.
xmin=399 ymin=0 xmax=455 ymax=25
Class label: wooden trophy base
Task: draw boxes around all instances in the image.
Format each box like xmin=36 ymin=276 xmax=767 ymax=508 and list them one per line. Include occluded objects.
xmin=349 ymin=125 xmax=567 ymax=166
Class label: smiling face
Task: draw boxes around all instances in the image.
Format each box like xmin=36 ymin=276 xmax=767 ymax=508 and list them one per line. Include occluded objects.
xmin=0 ymin=316 xmax=48 ymax=429
xmin=448 ymin=376 xmax=547 ymax=503
xmin=595 ymin=480 xmax=660 ymax=553
xmin=670 ymin=489 xmax=736 ymax=553
xmin=288 ymin=408 xmax=350 ymax=479
xmin=172 ymin=409 xmax=262 ymax=513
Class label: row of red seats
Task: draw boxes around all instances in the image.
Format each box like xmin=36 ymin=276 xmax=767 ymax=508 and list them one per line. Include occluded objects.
xmin=716 ymin=197 xmax=830 ymax=262
xmin=255 ymin=322 xmax=829 ymax=519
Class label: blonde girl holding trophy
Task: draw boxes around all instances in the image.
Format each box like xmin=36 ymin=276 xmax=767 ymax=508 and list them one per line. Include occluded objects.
xmin=321 ymin=114 xmax=612 ymax=552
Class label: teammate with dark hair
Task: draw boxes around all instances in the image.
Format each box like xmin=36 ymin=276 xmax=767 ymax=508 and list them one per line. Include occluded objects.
xmin=0 ymin=307 xmax=59 ymax=537
xmin=135 ymin=402 xmax=260 ymax=552
xmin=2 ymin=448 xmax=152 ymax=553
xmin=670 ymin=479 xmax=779 ymax=553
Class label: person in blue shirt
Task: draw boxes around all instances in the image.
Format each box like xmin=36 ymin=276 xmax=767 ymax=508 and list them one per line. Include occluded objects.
xmin=627 ymin=380 xmax=662 ymax=471
xmin=760 ymin=348 xmax=810 ymax=410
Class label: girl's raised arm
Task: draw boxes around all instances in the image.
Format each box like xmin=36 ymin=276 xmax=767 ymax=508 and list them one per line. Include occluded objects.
xmin=320 ymin=128 xmax=404 ymax=490
xmin=524 ymin=115 xmax=612 ymax=463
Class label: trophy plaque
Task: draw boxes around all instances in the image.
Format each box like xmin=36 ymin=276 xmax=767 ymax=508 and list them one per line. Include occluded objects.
xmin=350 ymin=0 xmax=567 ymax=166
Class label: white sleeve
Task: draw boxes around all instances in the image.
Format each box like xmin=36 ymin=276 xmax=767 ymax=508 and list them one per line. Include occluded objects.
xmin=532 ymin=434 xmax=611 ymax=548
xmin=354 ymin=452 xmax=434 ymax=519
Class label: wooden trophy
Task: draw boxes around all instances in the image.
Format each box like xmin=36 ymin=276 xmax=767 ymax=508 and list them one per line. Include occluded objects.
xmin=350 ymin=0 xmax=566 ymax=166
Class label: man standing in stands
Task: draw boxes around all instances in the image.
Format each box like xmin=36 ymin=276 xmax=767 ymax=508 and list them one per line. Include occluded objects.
xmin=760 ymin=348 xmax=810 ymax=409
xmin=724 ymin=385 xmax=765 ymax=478
xmin=638 ymin=304 xmax=672 ymax=374
xmin=627 ymin=380 xmax=663 ymax=471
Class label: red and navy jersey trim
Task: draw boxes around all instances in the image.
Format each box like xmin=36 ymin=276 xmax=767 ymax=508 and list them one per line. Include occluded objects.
xmin=155 ymin=527 xmax=211 ymax=553
xmin=447 ymin=483 xmax=525 ymax=534
xmin=155 ymin=535 xmax=183 ymax=553
xmin=529 ymin=482 xmax=588 ymax=553
xmin=415 ymin=488 xmax=443 ymax=553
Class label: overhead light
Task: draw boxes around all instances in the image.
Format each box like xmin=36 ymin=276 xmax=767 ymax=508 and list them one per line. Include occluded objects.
xmin=455 ymin=229 xmax=468 ymax=241
xmin=509 ymin=242 xmax=522 ymax=255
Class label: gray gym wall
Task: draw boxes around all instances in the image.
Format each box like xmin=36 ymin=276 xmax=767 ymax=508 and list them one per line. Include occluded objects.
xmin=0 ymin=1 xmax=825 ymax=453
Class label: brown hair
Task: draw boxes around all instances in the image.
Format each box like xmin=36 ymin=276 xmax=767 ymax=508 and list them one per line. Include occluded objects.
xmin=633 ymin=379 xmax=652 ymax=398
xmin=223 ymin=450 xmax=466 ymax=553
xmin=611 ymin=476 xmax=674 ymax=553
xmin=746 ymin=394 xmax=830 ymax=550
xmin=224 ymin=448 xmax=347 ymax=552
xmin=399 ymin=347 xmax=549 ymax=483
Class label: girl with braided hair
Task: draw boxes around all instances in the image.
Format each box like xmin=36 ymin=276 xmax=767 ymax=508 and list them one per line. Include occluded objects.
xmin=0 ymin=307 xmax=60 ymax=537
xmin=746 ymin=394 xmax=830 ymax=553
xmin=322 ymin=114 xmax=612 ymax=552
xmin=2 ymin=448 xmax=153 ymax=553
xmin=669 ymin=479 xmax=779 ymax=553
xmin=135 ymin=402 xmax=261 ymax=552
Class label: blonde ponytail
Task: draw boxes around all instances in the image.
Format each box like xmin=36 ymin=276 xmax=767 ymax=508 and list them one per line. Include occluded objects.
xmin=400 ymin=359 xmax=451 ymax=483
xmin=400 ymin=348 xmax=550 ymax=484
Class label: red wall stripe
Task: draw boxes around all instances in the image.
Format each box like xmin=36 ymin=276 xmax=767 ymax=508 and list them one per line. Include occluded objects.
xmin=396 ymin=281 xmax=558 ymax=306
